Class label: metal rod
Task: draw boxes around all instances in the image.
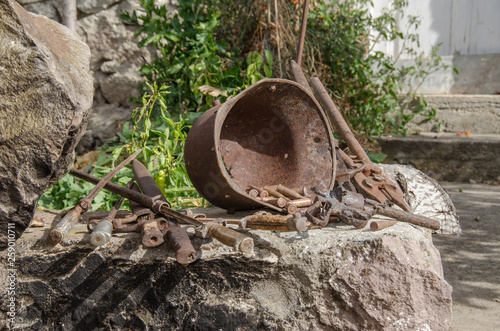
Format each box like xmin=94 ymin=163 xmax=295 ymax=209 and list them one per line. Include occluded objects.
xmin=377 ymin=208 xmax=440 ymax=230
xmin=274 ymin=0 xmax=283 ymax=78
xmin=370 ymin=220 xmax=398 ymax=231
xmin=310 ymin=77 xmax=372 ymax=164
xmin=290 ymin=60 xmax=312 ymax=93
xmin=49 ymin=149 xmax=141 ymax=243
xmin=296 ymin=0 xmax=310 ymax=66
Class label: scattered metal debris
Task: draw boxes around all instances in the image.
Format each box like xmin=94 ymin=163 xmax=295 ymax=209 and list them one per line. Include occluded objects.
xmin=49 ymin=149 xmax=141 ymax=244
xmin=51 ymin=62 xmax=444 ymax=265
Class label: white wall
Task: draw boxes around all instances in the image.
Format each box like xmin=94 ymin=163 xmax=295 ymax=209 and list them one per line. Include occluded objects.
xmin=370 ymin=0 xmax=500 ymax=94
xmin=372 ymin=0 xmax=500 ymax=57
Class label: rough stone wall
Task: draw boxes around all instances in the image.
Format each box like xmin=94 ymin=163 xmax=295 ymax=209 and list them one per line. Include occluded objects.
xmin=0 ymin=0 xmax=93 ymax=246
xmin=19 ymin=0 xmax=178 ymax=152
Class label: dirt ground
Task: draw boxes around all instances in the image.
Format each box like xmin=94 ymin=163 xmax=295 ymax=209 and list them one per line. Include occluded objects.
xmin=433 ymin=183 xmax=500 ymax=331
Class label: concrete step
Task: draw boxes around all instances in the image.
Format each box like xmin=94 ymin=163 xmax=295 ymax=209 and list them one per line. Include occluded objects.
xmin=407 ymin=94 xmax=500 ymax=134
xmin=376 ymin=132 xmax=500 ymax=182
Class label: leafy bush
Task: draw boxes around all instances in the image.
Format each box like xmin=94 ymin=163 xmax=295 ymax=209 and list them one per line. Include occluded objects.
xmin=210 ymin=0 xmax=450 ymax=135
xmin=39 ymin=0 xmax=450 ymax=211
xmin=306 ymin=0 xmax=450 ymax=135
xmin=121 ymin=0 xmax=273 ymax=117
xmin=40 ymin=83 xmax=204 ymax=210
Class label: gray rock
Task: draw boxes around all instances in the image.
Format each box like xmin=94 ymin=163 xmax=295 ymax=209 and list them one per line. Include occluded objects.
xmin=0 ymin=207 xmax=452 ymax=330
xmin=0 ymin=0 xmax=93 ymax=247
xmin=74 ymin=0 xmax=155 ymax=151
xmin=380 ymin=164 xmax=461 ymax=235
xmin=77 ymin=0 xmax=122 ymax=14
xmin=18 ymin=0 xmax=178 ymax=152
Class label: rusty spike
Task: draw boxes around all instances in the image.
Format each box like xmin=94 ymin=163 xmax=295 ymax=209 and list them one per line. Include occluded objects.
xmin=165 ymin=227 xmax=197 ymax=266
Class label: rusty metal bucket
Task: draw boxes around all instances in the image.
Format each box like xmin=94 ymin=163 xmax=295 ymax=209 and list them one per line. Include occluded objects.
xmin=185 ymin=79 xmax=336 ymax=211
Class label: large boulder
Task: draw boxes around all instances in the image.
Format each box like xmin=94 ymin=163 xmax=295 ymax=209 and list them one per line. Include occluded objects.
xmin=19 ymin=0 xmax=174 ymax=152
xmin=0 ymin=0 xmax=93 ymax=247
xmin=0 ymin=208 xmax=452 ymax=330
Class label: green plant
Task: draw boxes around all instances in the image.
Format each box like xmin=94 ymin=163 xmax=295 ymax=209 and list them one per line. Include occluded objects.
xmin=40 ymin=0 xmax=275 ymax=211
xmin=308 ymin=0 xmax=452 ymax=135
xmin=39 ymin=83 xmax=206 ymax=211
xmin=211 ymin=0 xmax=450 ymax=136
xmin=121 ymin=0 xmax=273 ymax=118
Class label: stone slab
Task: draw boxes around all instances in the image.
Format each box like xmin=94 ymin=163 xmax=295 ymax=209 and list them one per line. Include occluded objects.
xmin=0 ymin=207 xmax=452 ymax=330
xmin=377 ymin=133 xmax=500 ymax=182
xmin=407 ymin=94 xmax=500 ymax=134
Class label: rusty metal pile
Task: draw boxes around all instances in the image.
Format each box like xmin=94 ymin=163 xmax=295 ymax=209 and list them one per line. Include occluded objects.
xmin=47 ymin=61 xmax=440 ymax=266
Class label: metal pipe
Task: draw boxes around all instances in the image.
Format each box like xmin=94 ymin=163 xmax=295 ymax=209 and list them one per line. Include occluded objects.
xmin=370 ymin=220 xmax=398 ymax=231
xmin=377 ymin=208 xmax=440 ymax=230
xmin=310 ymin=77 xmax=372 ymax=164
xmin=296 ymin=0 xmax=310 ymax=66
xmin=290 ymin=60 xmax=312 ymax=93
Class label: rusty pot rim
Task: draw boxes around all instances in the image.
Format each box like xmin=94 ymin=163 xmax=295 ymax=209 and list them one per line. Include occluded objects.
xmin=211 ymin=78 xmax=337 ymax=202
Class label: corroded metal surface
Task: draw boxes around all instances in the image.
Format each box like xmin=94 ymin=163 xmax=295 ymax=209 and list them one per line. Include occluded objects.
xmin=185 ymin=79 xmax=336 ymax=211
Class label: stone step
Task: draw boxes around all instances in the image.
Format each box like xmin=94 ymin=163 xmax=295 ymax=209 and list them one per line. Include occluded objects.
xmin=377 ymin=132 xmax=500 ymax=182
xmin=407 ymin=94 xmax=500 ymax=134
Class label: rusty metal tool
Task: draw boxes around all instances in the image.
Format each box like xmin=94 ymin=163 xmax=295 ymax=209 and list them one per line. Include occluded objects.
xmin=306 ymin=188 xmax=373 ymax=229
xmin=49 ymin=149 xmax=141 ymax=243
xmin=296 ymin=0 xmax=311 ymax=66
xmin=309 ymin=186 xmax=440 ymax=230
xmin=310 ymin=77 xmax=411 ymax=212
xmin=70 ymin=169 xmax=254 ymax=254
xmin=370 ymin=220 xmax=398 ymax=231
xmin=335 ymin=148 xmax=365 ymax=192
xmin=131 ymin=161 xmax=197 ymax=264
xmin=132 ymin=160 xmax=253 ymax=254
xmin=239 ymin=212 xmax=309 ymax=232
xmin=89 ymin=181 xmax=133 ymax=246
xmin=126 ymin=182 xmax=167 ymax=247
